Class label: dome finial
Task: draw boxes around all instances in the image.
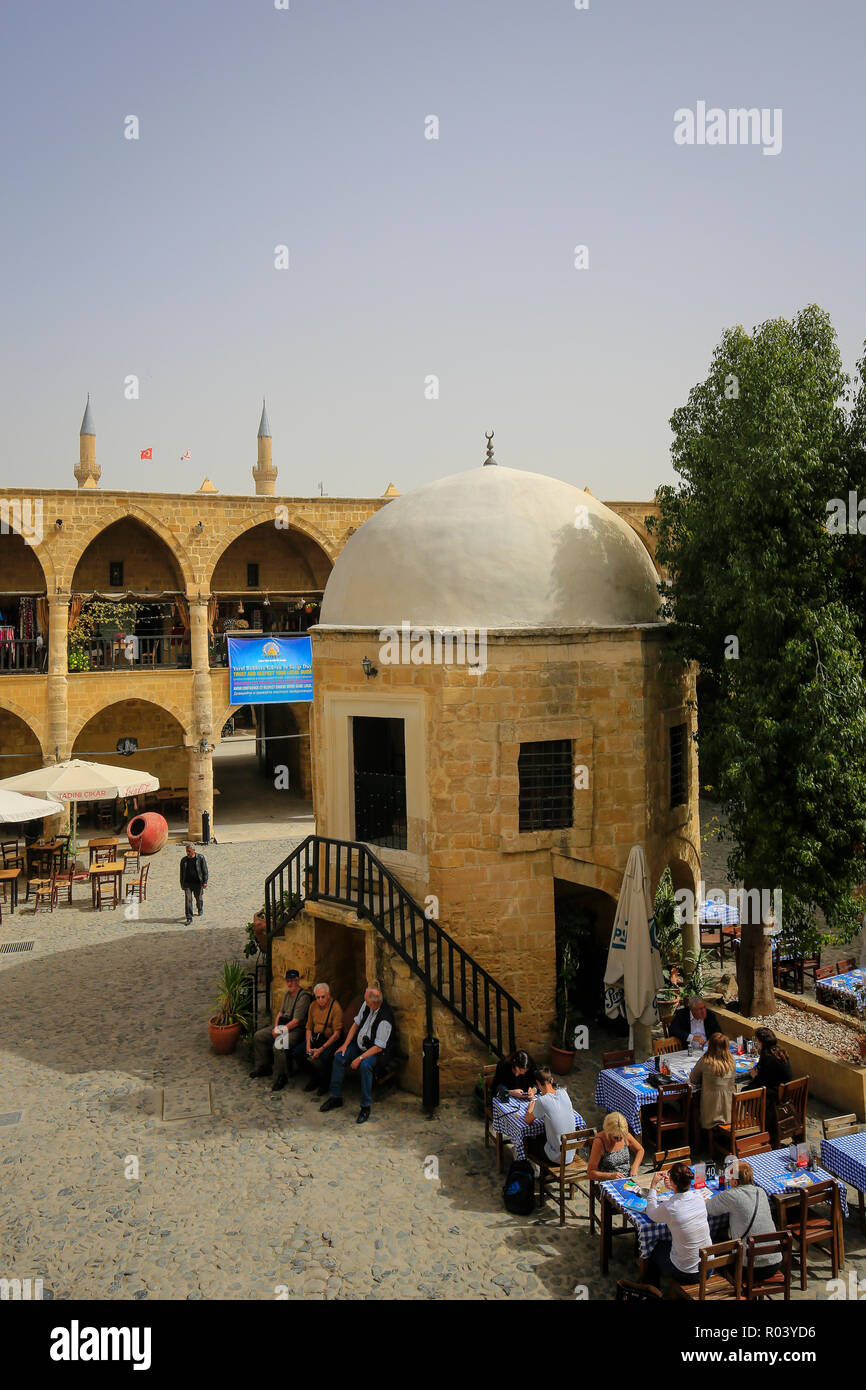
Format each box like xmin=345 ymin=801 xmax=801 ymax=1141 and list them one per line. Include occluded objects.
xmin=483 ymin=430 xmax=497 ymax=466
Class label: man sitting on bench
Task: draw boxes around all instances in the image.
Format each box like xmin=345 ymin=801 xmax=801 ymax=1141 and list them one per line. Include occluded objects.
xmin=320 ymin=984 xmax=396 ymax=1125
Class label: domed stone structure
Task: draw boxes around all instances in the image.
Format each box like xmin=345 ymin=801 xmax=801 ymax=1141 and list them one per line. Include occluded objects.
xmin=275 ymin=451 xmax=701 ymax=1096
xmin=320 ymin=466 xmax=660 ymax=630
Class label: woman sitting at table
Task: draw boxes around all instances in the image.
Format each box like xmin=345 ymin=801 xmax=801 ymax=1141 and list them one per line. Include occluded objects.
xmin=492 ymin=1048 xmax=537 ymax=1099
xmin=689 ymin=1031 xmax=737 ymax=1132
xmin=744 ymin=1027 xmax=792 ymax=1136
xmin=706 ymin=1160 xmax=782 ymax=1280
xmin=586 ymin=1112 xmax=644 ymax=1180
xmin=645 ymin=1161 xmax=712 ymax=1288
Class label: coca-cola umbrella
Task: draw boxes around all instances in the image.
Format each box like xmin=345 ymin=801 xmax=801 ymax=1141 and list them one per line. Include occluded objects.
xmin=0 ymin=759 xmax=159 ymax=853
xmin=0 ymin=787 xmax=65 ymax=825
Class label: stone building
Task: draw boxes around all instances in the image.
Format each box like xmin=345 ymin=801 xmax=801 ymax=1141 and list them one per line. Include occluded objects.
xmin=269 ymin=448 xmax=700 ymax=1094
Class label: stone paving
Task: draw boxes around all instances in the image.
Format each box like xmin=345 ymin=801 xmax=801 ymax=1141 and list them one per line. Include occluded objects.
xmin=0 ymin=821 xmax=864 ymax=1301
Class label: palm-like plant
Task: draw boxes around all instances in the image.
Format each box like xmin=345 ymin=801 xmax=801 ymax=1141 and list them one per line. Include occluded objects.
xmin=211 ymin=959 xmax=253 ymax=1034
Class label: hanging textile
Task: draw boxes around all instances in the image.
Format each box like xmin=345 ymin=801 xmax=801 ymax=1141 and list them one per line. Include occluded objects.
xmin=174 ymin=596 xmax=190 ymax=631
xmin=206 ymin=596 xmax=218 ymax=635
xmin=20 ymin=596 xmax=35 ymax=639
xmin=67 ymin=595 xmax=85 ymax=630
xmin=36 ymin=597 xmax=49 ymax=636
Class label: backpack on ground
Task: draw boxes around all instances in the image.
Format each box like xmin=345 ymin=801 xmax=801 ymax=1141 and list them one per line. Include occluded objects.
xmin=502 ymin=1159 xmax=536 ymax=1215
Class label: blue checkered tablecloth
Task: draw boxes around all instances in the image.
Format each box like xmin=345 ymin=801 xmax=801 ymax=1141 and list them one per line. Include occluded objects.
xmin=491 ymin=1096 xmax=586 ymax=1161
xmin=594 ymin=1051 xmax=754 ymax=1136
xmin=816 ymin=969 xmax=865 ymax=1007
xmin=699 ymin=900 xmax=739 ymax=926
xmin=748 ymin=1148 xmax=849 ymax=1217
xmin=600 ymin=1178 xmax=729 ymax=1259
xmin=820 ymin=1132 xmax=866 ymax=1196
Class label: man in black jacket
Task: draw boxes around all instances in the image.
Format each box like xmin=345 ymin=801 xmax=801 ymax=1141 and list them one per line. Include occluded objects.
xmin=320 ymin=985 xmax=397 ymax=1124
xmin=669 ymin=996 xmax=722 ymax=1046
xmin=180 ymin=843 xmax=208 ymax=924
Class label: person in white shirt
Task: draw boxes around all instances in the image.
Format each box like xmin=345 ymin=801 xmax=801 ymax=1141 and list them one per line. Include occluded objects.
xmin=523 ymin=1067 xmax=575 ymax=1164
xmin=320 ymin=985 xmax=396 ymax=1125
xmin=645 ymin=1162 xmax=711 ymax=1286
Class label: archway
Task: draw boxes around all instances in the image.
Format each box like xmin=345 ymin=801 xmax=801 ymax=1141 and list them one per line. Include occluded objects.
xmin=0 ymin=526 xmax=50 ymax=672
xmin=553 ymin=877 xmax=618 ymax=1029
xmin=71 ymin=698 xmax=188 ymax=835
xmin=209 ymin=521 xmax=331 ymax=641
xmin=211 ymin=702 xmax=314 ymax=841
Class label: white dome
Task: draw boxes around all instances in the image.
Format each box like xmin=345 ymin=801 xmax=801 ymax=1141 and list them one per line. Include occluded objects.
xmin=320 ymin=465 xmax=661 ymax=629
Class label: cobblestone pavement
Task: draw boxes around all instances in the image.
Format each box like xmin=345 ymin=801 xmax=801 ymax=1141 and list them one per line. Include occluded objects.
xmin=0 ymin=827 xmax=863 ymax=1301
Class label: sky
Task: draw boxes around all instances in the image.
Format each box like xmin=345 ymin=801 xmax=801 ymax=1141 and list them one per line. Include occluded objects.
xmin=0 ymin=0 xmax=863 ymax=501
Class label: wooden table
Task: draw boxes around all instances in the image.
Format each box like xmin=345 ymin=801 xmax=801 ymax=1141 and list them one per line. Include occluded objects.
xmin=88 ymin=837 xmax=119 ymax=865
xmin=0 ymin=865 xmax=21 ymax=913
xmin=88 ymin=860 xmax=124 ymax=908
xmin=27 ymin=840 xmax=62 ymax=877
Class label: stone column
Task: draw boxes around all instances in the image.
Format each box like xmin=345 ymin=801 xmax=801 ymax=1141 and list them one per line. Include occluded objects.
xmin=188 ymin=596 xmax=214 ymax=840
xmin=46 ymin=594 xmax=70 ymax=759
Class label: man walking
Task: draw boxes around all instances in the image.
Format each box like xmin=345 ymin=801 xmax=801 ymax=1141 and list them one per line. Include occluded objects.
xmin=180 ymin=842 xmax=208 ymax=925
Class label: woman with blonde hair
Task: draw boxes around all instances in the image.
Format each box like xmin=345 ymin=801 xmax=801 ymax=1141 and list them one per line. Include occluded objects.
xmin=689 ymin=1031 xmax=737 ymax=1130
xmin=586 ymin=1111 xmax=644 ymax=1180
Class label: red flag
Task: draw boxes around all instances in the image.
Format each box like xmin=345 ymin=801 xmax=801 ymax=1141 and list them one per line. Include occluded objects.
xmin=180 ymin=450 xmax=190 ymax=461
xmin=140 ymin=448 xmax=152 ymax=460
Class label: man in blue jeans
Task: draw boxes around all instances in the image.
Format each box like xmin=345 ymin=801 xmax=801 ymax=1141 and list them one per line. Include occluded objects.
xmin=320 ymin=985 xmax=396 ymax=1124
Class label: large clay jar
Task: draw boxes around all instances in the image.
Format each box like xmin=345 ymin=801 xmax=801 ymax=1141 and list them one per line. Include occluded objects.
xmin=126 ymin=812 xmax=169 ymax=856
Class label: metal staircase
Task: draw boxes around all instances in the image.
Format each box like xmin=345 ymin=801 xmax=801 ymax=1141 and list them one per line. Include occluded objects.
xmin=261 ymin=834 xmax=521 ymax=1108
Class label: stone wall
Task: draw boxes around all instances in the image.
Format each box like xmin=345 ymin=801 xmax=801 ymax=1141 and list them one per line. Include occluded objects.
xmin=70 ymin=697 xmax=188 ymax=790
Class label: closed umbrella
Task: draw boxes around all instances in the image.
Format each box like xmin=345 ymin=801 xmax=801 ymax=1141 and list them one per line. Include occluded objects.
xmin=0 ymin=759 xmax=159 ymax=855
xmin=0 ymin=788 xmax=64 ymax=825
xmin=603 ymin=845 xmax=664 ymax=1054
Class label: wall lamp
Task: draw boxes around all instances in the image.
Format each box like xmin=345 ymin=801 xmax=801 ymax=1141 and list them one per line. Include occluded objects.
xmin=361 ymin=656 xmax=378 ymax=679
xmin=195 ymin=521 xmax=204 ymax=533
xmin=55 ymin=519 xmax=63 ymax=529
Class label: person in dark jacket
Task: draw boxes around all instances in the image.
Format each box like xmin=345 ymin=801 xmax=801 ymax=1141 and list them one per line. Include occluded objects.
xmin=669 ymin=997 xmax=722 ymax=1047
xmin=321 ymin=985 xmax=397 ymax=1125
xmin=492 ymin=1049 xmax=537 ymax=1098
xmin=743 ymin=1027 xmax=792 ymax=1136
xmin=179 ymin=843 xmax=208 ymax=924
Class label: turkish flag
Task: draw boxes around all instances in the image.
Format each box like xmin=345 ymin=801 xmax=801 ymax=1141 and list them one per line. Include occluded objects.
xmin=140 ymin=448 xmax=152 ymax=460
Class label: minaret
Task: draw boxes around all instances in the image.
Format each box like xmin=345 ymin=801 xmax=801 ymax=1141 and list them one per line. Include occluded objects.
xmin=75 ymin=394 xmax=101 ymax=488
xmin=253 ymin=399 xmax=277 ymax=496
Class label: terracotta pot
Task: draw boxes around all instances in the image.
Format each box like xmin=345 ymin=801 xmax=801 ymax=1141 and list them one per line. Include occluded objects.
xmin=253 ymin=910 xmax=268 ymax=952
xmin=126 ymin=812 xmax=169 ymax=856
xmin=549 ymin=1044 xmax=575 ymax=1075
xmin=657 ymin=997 xmax=680 ymax=1029
xmin=209 ymin=1019 xmax=242 ymax=1055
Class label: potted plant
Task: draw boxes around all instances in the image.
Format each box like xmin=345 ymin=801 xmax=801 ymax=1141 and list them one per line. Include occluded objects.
xmin=243 ymin=921 xmax=260 ymax=958
xmin=208 ymin=959 xmax=253 ymax=1055
xmin=550 ymin=942 xmax=578 ymax=1074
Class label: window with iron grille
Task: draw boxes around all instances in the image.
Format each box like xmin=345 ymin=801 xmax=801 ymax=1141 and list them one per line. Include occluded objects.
xmin=247 ymin=562 xmax=259 ymax=588
xmin=669 ymin=723 xmax=687 ymax=808
xmin=518 ymin=739 xmax=573 ymax=832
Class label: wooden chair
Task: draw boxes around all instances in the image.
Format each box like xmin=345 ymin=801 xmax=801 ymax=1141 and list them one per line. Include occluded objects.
xmin=774 ymin=952 xmax=803 ymax=994
xmin=124 ymin=863 xmax=149 ymax=904
xmin=33 ymin=874 xmax=58 ymax=912
xmin=777 ymin=1179 xmax=843 ymax=1291
xmin=699 ymin=923 xmax=738 ymax=965
xmin=615 ymin=1278 xmax=662 ymax=1301
xmin=539 ymin=1128 xmax=597 ymax=1226
xmin=1 ymin=840 xmax=25 ymax=871
xmin=799 ymin=950 xmax=821 ymax=989
xmin=601 ymin=1049 xmax=635 ymax=1069
xmin=822 ymin=1113 xmax=860 ymax=1139
xmin=711 ymin=1087 xmax=766 ymax=1161
xmin=775 ymin=1077 xmax=808 ymax=1146
xmin=95 ymin=805 xmax=114 ymax=829
xmin=744 ymin=1231 xmax=793 ymax=1301
xmin=672 ymin=1239 xmax=744 ymax=1301
xmin=482 ymin=1063 xmax=503 ymax=1170
xmin=653 ymin=1145 xmax=690 ymax=1172
xmin=836 ymin=957 xmax=857 ymax=973
xmin=734 ymin=1131 xmax=773 ymax=1159
xmin=643 ymin=1081 xmax=691 ymax=1154
xmin=814 ymin=964 xmax=836 ymax=1005
xmin=653 ymin=1036 xmax=681 ymax=1057
xmin=96 ymin=876 xmax=118 ymax=911
xmin=57 ymin=865 xmax=76 ymax=904
xmin=123 ymin=849 xmax=141 ymax=875
xmin=93 ymin=845 xmax=114 ymax=865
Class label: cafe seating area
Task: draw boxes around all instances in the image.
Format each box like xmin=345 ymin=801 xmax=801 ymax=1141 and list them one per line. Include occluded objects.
xmin=0 ymin=832 xmax=149 ymax=916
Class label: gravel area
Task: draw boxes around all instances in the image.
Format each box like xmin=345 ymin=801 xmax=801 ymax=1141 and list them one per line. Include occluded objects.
xmin=748 ymin=1003 xmax=865 ymax=1063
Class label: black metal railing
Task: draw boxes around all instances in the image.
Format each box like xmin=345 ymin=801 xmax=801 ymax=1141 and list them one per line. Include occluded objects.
xmin=262 ymin=835 xmax=520 ymax=1069
xmin=0 ymin=638 xmax=46 ymax=673
xmin=68 ymin=634 xmax=191 ymax=671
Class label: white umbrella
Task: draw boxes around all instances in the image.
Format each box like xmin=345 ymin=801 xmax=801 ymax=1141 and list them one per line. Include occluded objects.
xmin=0 ymin=759 xmax=159 ymax=853
xmin=603 ymin=846 xmax=665 ymax=1043
xmin=0 ymin=787 xmax=65 ymax=825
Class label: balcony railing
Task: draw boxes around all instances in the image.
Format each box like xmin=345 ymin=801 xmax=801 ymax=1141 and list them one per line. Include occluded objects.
xmin=208 ymin=636 xmax=228 ymax=668
xmin=68 ymin=635 xmax=191 ymax=671
xmin=0 ymin=638 xmax=47 ymax=673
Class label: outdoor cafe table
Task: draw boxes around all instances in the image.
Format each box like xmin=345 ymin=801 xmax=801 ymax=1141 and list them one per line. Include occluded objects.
xmin=593 ymin=1049 xmax=754 ymax=1136
xmin=26 ymin=839 xmax=63 ymax=877
xmin=88 ymin=837 xmax=120 ymax=865
xmin=820 ymin=1131 xmax=866 ymax=1232
xmin=88 ymin=860 xmax=124 ymax=908
xmin=491 ymin=1095 xmax=586 ymax=1162
xmin=816 ymin=969 xmax=865 ymax=1010
xmin=0 ymin=865 xmax=20 ymax=913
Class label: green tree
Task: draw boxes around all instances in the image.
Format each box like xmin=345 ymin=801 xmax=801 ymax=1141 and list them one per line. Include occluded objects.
xmin=651 ymin=306 xmax=866 ymax=1016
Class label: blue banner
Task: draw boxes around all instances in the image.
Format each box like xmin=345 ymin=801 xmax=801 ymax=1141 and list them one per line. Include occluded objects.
xmin=227 ymin=634 xmax=313 ymax=704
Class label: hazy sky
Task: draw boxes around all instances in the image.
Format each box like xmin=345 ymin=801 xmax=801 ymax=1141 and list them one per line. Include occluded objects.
xmin=1 ymin=0 xmax=863 ymax=500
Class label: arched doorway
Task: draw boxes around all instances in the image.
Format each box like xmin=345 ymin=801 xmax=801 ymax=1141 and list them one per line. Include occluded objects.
xmin=553 ymin=877 xmax=618 ymax=1028
xmin=0 ymin=526 xmax=49 ymax=672
xmin=71 ymin=698 xmax=188 ymax=834
xmin=209 ymin=521 xmax=331 ymax=642
xmin=212 ymin=702 xmax=313 ymax=841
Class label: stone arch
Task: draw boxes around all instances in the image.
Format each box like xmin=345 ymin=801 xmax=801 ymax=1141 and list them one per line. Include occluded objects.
xmin=61 ymin=503 xmax=196 ymax=591
xmin=0 ymin=697 xmax=47 ymax=758
xmin=206 ymin=512 xmax=338 ymax=590
xmin=0 ymin=517 xmax=55 ymax=591
xmin=669 ymin=848 xmax=699 ymax=899
xmin=550 ymin=853 xmax=624 ymax=902
xmin=68 ymin=694 xmax=192 ymax=750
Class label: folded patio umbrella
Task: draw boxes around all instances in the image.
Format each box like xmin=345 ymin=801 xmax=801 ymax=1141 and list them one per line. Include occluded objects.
xmin=603 ymin=844 xmax=664 ymax=1030
xmin=0 ymin=787 xmax=65 ymax=825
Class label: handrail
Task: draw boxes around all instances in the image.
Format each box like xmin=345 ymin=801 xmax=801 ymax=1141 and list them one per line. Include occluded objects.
xmin=263 ymin=835 xmax=519 ymax=1059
